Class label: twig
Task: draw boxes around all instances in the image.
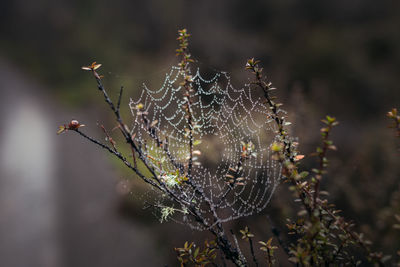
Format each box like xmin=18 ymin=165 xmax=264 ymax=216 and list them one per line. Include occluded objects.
xmin=74 ymin=129 xmax=161 ymax=190
xmin=217 ymin=155 xmax=245 ymax=208
xmin=116 ymin=86 xmax=123 ymax=115
xmin=313 ymin=118 xmax=335 ymax=208
xmin=248 ymin=235 xmax=259 ymax=267
xmin=99 ymin=124 xmax=117 ymax=150
xmin=230 ymin=229 xmax=247 ymax=266
xmin=247 ymin=59 xmax=384 ymax=266
xmin=139 ymin=111 xmax=184 ymax=174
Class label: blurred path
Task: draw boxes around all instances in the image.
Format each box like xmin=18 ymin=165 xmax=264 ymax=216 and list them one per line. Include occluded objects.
xmin=0 ymin=59 xmax=165 ymax=267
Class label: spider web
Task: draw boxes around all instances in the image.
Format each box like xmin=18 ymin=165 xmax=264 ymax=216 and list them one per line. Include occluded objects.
xmin=129 ymin=66 xmax=283 ymax=230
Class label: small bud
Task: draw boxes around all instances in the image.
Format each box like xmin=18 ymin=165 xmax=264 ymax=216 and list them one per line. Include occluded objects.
xmin=68 ymin=120 xmax=85 ymax=130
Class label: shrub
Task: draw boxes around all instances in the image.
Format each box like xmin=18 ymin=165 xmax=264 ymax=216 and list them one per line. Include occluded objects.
xmin=59 ymin=29 xmax=398 ymax=266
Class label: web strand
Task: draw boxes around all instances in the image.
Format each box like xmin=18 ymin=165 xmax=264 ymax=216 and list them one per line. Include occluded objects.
xmin=129 ymin=66 xmax=282 ymax=229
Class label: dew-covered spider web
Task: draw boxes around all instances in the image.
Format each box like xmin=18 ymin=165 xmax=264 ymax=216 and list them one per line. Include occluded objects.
xmin=129 ymin=66 xmax=283 ymax=230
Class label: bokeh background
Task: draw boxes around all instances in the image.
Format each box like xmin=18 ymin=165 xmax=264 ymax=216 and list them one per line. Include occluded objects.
xmin=1 ymin=0 xmax=399 ymax=266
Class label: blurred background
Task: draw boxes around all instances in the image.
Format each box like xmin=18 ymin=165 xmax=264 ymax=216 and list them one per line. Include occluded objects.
xmin=0 ymin=0 xmax=399 ymax=266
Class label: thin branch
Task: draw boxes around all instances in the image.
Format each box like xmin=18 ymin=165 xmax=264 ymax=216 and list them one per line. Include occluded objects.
xmin=313 ymin=120 xmax=334 ymax=208
xmin=116 ymin=86 xmax=123 ymax=115
xmin=248 ymin=236 xmax=259 ymax=267
xmin=248 ymin=59 xmax=384 ymax=266
xmin=217 ymin=154 xmax=246 ymax=208
xmin=74 ymin=129 xmax=161 ymax=190
xmin=99 ymin=124 xmax=117 ymax=150
xmin=140 ymin=111 xmax=184 ymax=174
xmin=230 ymin=229 xmax=247 ymax=266
xmin=78 ymin=36 xmax=248 ymax=266
xmin=93 ymin=75 xmax=160 ymax=182
xmin=74 ymin=128 xmax=203 ymax=226
xmin=95 ymin=74 xmax=245 ymax=267
xmin=175 ymin=31 xmax=241 ymax=263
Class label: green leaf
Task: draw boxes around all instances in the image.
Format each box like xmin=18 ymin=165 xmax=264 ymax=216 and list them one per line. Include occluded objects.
xmin=271 ymin=142 xmax=283 ymax=152
xmin=194 ymin=247 xmax=199 ymax=258
xmin=312 ymin=168 xmax=320 ymax=174
xmin=299 ymin=171 xmax=309 ymax=179
xmin=193 ymin=140 xmax=202 ymax=146
xmin=326 ymin=115 xmax=336 ymax=123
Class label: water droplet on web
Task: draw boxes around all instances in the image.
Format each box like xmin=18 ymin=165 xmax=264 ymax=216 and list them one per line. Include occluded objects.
xmin=129 ymin=65 xmax=283 ymax=229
